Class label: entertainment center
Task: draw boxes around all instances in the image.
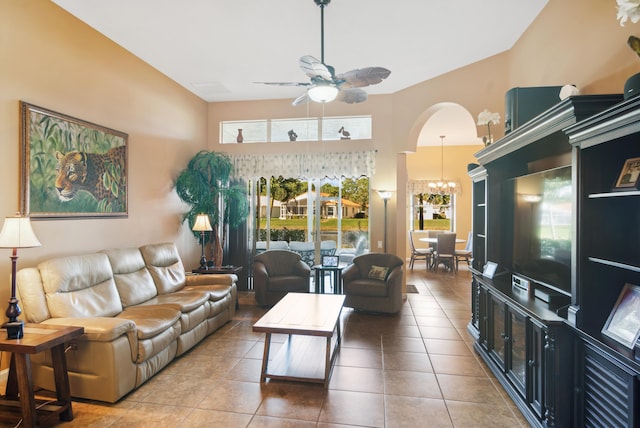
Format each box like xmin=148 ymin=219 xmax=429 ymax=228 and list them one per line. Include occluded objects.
xmin=468 ymin=93 xmax=640 ymax=427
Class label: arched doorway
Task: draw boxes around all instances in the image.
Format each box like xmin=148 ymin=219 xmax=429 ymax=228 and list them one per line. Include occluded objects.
xmin=405 ymin=102 xmax=483 ymax=261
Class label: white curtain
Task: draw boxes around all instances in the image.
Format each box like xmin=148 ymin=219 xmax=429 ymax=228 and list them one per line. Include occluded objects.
xmin=229 ymin=150 xmax=375 ymax=180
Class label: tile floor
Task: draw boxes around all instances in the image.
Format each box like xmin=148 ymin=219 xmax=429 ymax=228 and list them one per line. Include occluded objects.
xmin=19 ymin=263 xmax=529 ymax=427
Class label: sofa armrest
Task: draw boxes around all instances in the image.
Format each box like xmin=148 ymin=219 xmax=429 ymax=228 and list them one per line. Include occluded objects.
xmin=41 ymin=317 xmax=136 ymax=343
xmin=42 ymin=317 xmax=139 ymax=362
xmin=185 ymin=273 xmax=237 ymax=287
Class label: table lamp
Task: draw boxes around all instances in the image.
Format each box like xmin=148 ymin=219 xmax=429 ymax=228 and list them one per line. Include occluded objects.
xmin=0 ymin=215 xmax=41 ymax=339
xmin=192 ymin=214 xmax=212 ymax=270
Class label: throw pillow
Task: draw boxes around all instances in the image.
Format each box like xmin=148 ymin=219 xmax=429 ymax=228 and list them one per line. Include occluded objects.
xmin=368 ymin=265 xmax=389 ymax=281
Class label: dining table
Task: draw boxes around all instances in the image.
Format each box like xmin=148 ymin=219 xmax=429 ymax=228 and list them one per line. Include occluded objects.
xmin=418 ymin=237 xmax=466 ymax=244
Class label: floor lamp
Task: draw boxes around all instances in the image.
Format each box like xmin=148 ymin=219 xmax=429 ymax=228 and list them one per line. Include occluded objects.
xmin=0 ymin=215 xmax=41 ymax=339
xmin=192 ymin=214 xmax=213 ymax=270
xmin=377 ymin=191 xmax=392 ymax=253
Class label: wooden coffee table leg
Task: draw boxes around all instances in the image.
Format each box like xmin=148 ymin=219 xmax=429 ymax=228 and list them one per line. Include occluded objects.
xmin=260 ymin=333 xmax=272 ymax=383
xmin=14 ymin=353 xmax=36 ymax=428
xmin=51 ymin=343 xmax=74 ymax=421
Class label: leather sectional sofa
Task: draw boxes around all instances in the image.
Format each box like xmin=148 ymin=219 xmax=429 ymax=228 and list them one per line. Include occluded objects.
xmin=15 ymin=242 xmax=237 ymax=403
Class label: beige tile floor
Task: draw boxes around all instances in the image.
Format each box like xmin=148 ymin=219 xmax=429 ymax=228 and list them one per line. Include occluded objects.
xmin=14 ymin=263 xmax=529 ymax=427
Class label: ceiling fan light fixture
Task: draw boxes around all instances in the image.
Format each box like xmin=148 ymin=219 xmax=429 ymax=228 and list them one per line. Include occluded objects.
xmin=307 ymin=84 xmax=338 ymax=103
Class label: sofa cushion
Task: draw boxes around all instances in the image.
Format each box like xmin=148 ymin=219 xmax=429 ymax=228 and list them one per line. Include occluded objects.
xmin=343 ymin=278 xmax=389 ymax=297
xmin=117 ymin=306 xmax=181 ymax=340
xmin=140 ymin=290 xmax=209 ymax=313
xmin=39 ymin=253 xmax=122 ymax=318
xmin=101 ymin=247 xmax=158 ymax=307
xmin=268 ymin=276 xmax=310 ymax=292
xmin=140 ymin=243 xmax=186 ymax=295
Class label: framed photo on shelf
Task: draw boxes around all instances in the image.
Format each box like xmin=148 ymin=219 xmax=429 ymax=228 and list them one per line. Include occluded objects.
xmin=602 ymin=283 xmax=640 ymax=349
xmin=483 ymin=261 xmax=498 ymax=279
xmin=613 ymin=157 xmax=640 ymax=190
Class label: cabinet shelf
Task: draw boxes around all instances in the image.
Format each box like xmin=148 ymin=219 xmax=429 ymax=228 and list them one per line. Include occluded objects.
xmin=588 ymin=190 xmax=640 ymax=199
xmin=588 ymin=257 xmax=640 ymax=273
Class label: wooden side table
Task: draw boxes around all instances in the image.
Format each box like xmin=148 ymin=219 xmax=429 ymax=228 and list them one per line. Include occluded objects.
xmin=0 ymin=324 xmax=83 ymax=427
xmin=313 ymin=264 xmax=346 ymax=294
xmin=192 ymin=265 xmax=243 ymax=275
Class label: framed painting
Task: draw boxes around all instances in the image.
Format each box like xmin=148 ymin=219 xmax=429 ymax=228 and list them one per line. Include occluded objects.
xmin=19 ymin=101 xmax=128 ymax=218
xmin=602 ymin=283 xmax=640 ymax=349
xmin=613 ymin=157 xmax=640 ymax=190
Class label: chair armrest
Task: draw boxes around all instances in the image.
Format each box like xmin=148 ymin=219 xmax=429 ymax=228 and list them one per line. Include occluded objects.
xmin=341 ymin=263 xmax=361 ymax=283
xmin=292 ymin=261 xmax=311 ymax=277
xmin=386 ymin=266 xmax=403 ymax=290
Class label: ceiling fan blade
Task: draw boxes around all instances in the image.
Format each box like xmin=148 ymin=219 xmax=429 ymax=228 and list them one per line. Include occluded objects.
xmin=253 ymin=81 xmax=311 ymax=87
xmin=337 ymin=88 xmax=368 ymax=104
xmin=292 ymin=92 xmax=309 ymax=106
xmin=335 ymin=67 xmax=391 ymax=88
xmin=299 ymin=55 xmax=333 ymax=80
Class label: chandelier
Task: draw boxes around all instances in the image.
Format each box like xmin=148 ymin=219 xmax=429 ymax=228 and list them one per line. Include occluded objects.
xmin=427 ymin=135 xmax=459 ymax=195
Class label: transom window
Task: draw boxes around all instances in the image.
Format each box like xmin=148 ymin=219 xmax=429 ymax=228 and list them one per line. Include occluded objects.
xmin=220 ymin=116 xmax=372 ymax=144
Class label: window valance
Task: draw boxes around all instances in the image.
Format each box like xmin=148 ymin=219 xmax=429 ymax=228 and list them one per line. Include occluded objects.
xmin=229 ymin=150 xmax=375 ymax=181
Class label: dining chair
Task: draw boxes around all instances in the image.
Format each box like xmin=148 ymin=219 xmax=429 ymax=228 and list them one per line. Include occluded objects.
xmin=426 ymin=230 xmax=443 ymax=270
xmin=455 ymin=231 xmax=473 ymax=271
xmin=434 ymin=232 xmax=456 ymax=273
xmin=408 ymin=230 xmax=432 ymax=269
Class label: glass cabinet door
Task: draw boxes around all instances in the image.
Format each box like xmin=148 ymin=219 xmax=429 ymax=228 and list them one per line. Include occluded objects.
xmin=508 ymin=309 xmax=527 ymax=396
xmin=489 ymin=293 xmax=506 ymax=370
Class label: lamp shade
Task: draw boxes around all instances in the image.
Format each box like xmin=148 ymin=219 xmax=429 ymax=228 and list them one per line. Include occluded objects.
xmin=192 ymin=214 xmax=213 ymax=232
xmin=308 ymin=84 xmax=339 ymax=103
xmin=377 ymin=190 xmax=393 ymax=200
xmin=0 ymin=216 xmax=41 ymax=249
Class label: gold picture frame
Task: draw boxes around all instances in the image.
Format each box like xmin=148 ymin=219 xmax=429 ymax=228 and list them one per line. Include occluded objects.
xmin=20 ymin=102 xmax=128 ymax=219
xmin=613 ymin=157 xmax=640 ymax=190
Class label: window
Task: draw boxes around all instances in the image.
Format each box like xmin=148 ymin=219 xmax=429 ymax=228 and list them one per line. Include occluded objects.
xmin=220 ymin=116 xmax=371 ymax=144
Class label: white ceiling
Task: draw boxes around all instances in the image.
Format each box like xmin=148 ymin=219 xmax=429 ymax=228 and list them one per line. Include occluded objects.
xmin=51 ymin=0 xmax=548 ymax=106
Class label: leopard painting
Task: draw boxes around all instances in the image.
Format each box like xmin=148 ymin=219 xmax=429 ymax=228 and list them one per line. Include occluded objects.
xmin=54 ymin=145 xmax=126 ymax=208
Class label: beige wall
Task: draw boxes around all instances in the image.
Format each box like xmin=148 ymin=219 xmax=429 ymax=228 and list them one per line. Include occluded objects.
xmin=0 ymin=0 xmax=209 ymax=305
xmin=1 ymin=0 xmax=637 ymax=310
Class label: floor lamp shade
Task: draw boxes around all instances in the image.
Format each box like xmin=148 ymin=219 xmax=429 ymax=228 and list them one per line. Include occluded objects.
xmin=0 ymin=215 xmax=41 ymax=339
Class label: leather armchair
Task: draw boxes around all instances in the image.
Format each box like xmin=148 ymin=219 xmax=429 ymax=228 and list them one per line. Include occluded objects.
xmin=253 ymin=250 xmax=311 ymax=306
xmin=342 ymin=253 xmax=404 ymax=314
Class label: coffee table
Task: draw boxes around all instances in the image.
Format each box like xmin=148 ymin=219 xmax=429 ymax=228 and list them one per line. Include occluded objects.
xmin=253 ymin=293 xmax=345 ymax=387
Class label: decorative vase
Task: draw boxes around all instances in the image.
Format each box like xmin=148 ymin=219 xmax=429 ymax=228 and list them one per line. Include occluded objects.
xmin=212 ymin=224 xmax=223 ymax=267
xmin=236 ymin=129 xmax=244 ymax=143
xmin=624 ymin=72 xmax=640 ymax=100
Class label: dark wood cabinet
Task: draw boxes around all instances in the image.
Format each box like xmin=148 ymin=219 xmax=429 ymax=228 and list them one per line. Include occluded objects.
xmin=473 ymin=275 xmax=571 ymax=427
xmin=468 ymin=94 xmax=626 ymax=427
xmin=564 ymin=96 xmax=640 ymax=427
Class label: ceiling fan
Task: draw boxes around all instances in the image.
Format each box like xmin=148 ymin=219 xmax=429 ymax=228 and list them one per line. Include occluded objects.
xmin=256 ymin=0 xmax=391 ymax=105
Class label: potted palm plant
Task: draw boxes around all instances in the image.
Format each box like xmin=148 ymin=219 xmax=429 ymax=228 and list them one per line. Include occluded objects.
xmin=174 ymin=151 xmax=249 ymax=266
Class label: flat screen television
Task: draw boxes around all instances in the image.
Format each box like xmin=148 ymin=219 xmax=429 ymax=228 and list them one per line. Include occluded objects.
xmin=508 ymin=165 xmax=572 ymax=295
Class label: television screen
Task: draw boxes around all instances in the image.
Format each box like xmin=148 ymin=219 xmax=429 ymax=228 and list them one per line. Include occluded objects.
xmin=510 ymin=166 xmax=572 ymax=294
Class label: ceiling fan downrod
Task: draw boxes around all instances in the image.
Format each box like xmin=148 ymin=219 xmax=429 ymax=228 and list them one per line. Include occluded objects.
xmin=314 ymin=0 xmax=331 ymax=64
